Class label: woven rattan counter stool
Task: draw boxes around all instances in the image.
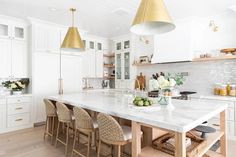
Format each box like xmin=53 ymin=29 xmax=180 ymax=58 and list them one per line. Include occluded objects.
xmin=71 ymin=106 xmax=98 ymax=157
xmin=43 ymin=99 xmax=57 ymax=144
xmin=97 ymin=113 xmax=133 ymax=157
xmin=55 ymin=102 xmax=74 ymax=155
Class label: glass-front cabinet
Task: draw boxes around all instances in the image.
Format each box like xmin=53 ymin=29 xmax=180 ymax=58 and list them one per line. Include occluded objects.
xmin=0 ymin=23 xmax=26 ymax=40
xmin=124 ymin=52 xmax=130 ymax=79
xmin=115 ymin=39 xmax=131 ymax=80
xmin=0 ymin=24 xmax=9 ymax=38
xmin=116 ymin=53 xmax=122 ymax=79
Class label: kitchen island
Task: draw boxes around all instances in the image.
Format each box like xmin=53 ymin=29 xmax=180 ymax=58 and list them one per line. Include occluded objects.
xmin=48 ymin=90 xmax=228 ymax=157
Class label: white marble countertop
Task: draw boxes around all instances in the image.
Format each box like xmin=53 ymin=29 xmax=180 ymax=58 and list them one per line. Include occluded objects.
xmin=48 ymin=90 xmax=228 ymax=133
xmin=0 ymin=94 xmax=32 ymax=99
xmin=190 ymin=94 xmax=236 ymax=102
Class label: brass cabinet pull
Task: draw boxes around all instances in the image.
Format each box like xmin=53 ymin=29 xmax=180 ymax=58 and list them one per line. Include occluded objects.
xmin=15 ymin=107 xmax=23 ymax=110
xmin=15 ymin=118 xmax=23 ymax=121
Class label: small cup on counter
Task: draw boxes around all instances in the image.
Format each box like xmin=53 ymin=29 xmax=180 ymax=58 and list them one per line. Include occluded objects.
xmin=229 ymin=84 xmax=236 ymax=97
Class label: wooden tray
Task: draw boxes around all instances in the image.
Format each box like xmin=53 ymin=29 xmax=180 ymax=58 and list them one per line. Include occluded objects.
xmin=152 ymin=132 xmax=207 ymax=157
xmin=220 ymin=48 xmax=236 ymax=53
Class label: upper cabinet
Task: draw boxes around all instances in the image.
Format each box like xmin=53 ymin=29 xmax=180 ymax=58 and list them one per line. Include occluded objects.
xmin=34 ymin=25 xmax=60 ymax=53
xmin=152 ymin=18 xmax=203 ymax=63
xmin=0 ymin=21 xmax=26 ymax=41
xmin=0 ymin=18 xmax=28 ymax=78
xmin=114 ymin=39 xmax=132 ymax=81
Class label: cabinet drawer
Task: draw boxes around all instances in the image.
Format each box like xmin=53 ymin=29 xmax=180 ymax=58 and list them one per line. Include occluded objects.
xmin=7 ymin=113 xmax=30 ymax=128
xmin=7 ymin=103 xmax=30 ymax=115
xmin=7 ymin=97 xmax=31 ymax=104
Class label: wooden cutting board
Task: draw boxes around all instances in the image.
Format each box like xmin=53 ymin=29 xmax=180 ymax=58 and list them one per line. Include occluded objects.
xmin=135 ymin=73 xmax=146 ymax=90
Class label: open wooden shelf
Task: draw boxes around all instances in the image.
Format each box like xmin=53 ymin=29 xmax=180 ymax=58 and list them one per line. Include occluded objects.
xmin=103 ymin=53 xmax=115 ymax=57
xmin=139 ymin=131 xmax=224 ymax=157
xmin=103 ymin=64 xmax=115 ymax=68
xmin=205 ymin=150 xmax=223 ymax=157
xmin=132 ymin=63 xmax=156 ymax=66
xmin=103 ymin=76 xmax=115 ymax=79
xmin=193 ymin=55 xmax=236 ymax=62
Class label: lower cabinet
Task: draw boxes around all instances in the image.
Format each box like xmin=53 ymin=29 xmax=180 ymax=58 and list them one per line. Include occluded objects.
xmin=0 ymin=95 xmax=33 ymax=134
xmin=0 ymin=99 xmax=6 ymax=132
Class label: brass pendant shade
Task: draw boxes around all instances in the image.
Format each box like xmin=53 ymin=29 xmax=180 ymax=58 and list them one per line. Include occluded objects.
xmin=130 ymin=0 xmax=175 ymax=35
xmin=61 ymin=8 xmax=85 ymax=52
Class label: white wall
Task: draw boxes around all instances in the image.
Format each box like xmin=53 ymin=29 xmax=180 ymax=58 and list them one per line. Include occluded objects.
xmin=196 ymin=11 xmax=236 ymax=55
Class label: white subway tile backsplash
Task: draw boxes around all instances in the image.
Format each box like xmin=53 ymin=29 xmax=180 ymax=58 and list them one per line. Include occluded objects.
xmin=136 ymin=60 xmax=236 ymax=95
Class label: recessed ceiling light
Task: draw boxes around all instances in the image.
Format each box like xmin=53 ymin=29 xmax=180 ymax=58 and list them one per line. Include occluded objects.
xmin=50 ymin=7 xmax=57 ymax=11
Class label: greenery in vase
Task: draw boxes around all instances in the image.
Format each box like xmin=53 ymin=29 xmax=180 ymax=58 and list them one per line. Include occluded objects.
xmin=2 ymin=81 xmax=26 ymax=91
xmin=157 ymin=72 xmax=185 ymax=91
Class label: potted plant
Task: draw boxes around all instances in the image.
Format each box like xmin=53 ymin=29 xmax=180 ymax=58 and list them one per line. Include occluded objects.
xmin=2 ymin=80 xmax=26 ymax=95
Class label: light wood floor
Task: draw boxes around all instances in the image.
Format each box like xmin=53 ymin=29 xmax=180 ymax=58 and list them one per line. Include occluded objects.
xmin=0 ymin=126 xmax=235 ymax=157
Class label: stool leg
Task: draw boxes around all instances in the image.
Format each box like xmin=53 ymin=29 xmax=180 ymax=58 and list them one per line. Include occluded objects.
xmin=87 ymin=133 xmax=91 ymax=157
xmin=51 ymin=116 xmax=55 ymax=144
xmin=71 ymin=129 xmax=77 ymax=157
xmin=117 ymin=145 xmax=121 ymax=157
xmin=55 ymin=121 xmax=60 ymax=147
xmin=97 ymin=140 xmax=101 ymax=157
xmin=65 ymin=123 xmax=69 ymax=155
xmin=43 ymin=116 xmax=48 ymax=140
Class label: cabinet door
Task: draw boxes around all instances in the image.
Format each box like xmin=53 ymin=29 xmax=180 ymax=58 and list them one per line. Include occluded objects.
xmin=124 ymin=52 xmax=130 ymax=80
xmin=35 ymin=25 xmax=47 ymax=52
xmin=13 ymin=25 xmax=26 ymax=41
xmin=95 ymin=52 xmax=103 ymax=78
xmin=0 ymin=38 xmax=11 ymax=77
xmin=11 ymin=40 xmax=28 ymax=77
xmin=116 ymin=53 xmax=122 ymax=80
xmin=33 ymin=52 xmax=59 ymax=123
xmin=61 ymin=55 xmax=82 ymax=92
xmin=47 ymin=28 xmax=60 ymax=53
xmin=0 ymin=23 xmax=10 ymax=39
xmin=88 ymin=51 xmax=96 ymax=77
xmin=0 ymin=103 xmax=6 ymax=132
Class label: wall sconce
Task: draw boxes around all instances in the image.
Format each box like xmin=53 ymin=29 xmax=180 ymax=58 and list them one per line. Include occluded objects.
xmin=209 ymin=20 xmax=219 ymax=32
xmin=139 ymin=36 xmax=149 ymax=44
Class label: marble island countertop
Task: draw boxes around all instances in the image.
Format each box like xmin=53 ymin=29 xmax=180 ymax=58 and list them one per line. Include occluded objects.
xmin=48 ymin=90 xmax=228 ymax=133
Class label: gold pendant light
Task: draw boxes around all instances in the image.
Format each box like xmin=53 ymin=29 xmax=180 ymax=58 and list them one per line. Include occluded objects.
xmin=61 ymin=8 xmax=85 ymax=52
xmin=130 ymin=0 xmax=175 ymax=35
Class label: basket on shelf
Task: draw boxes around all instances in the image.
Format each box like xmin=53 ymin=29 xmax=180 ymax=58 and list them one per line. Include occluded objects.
xmin=152 ymin=131 xmax=207 ymax=157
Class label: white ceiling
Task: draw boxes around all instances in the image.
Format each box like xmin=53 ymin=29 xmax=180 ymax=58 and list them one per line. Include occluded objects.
xmin=0 ymin=0 xmax=235 ymax=38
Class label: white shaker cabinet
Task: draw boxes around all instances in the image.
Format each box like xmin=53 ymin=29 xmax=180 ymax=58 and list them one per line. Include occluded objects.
xmin=0 ymin=99 xmax=6 ymax=132
xmin=61 ymin=55 xmax=82 ymax=93
xmin=11 ymin=40 xmax=28 ymax=78
xmin=34 ymin=25 xmax=60 ymax=53
xmin=82 ymin=51 xmax=103 ymax=78
xmin=95 ymin=52 xmax=103 ymax=78
xmin=0 ymin=38 xmax=11 ymax=77
xmin=33 ymin=52 xmax=59 ymax=123
xmin=0 ymin=36 xmax=28 ymax=78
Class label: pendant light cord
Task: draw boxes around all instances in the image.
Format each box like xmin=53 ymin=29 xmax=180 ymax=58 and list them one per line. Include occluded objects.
xmin=70 ymin=8 xmax=76 ymax=27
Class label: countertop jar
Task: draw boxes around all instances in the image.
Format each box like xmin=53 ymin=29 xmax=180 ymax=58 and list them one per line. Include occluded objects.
xmin=213 ymin=83 xmax=221 ymax=95
xmin=229 ymin=85 xmax=236 ymax=97
xmin=220 ymin=84 xmax=227 ymax=96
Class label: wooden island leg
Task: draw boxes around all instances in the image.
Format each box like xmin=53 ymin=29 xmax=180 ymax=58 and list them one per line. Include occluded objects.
xmin=175 ymin=132 xmax=186 ymax=157
xmin=132 ymin=121 xmax=141 ymax=157
xmin=220 ymin=110 xmax=228 ymax=157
